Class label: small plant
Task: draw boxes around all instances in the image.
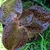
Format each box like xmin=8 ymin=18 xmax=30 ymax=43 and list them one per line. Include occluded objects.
xmin=0 ymin=0 xmax=50 ymax=50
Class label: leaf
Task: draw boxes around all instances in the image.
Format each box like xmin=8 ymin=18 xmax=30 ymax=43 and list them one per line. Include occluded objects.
xmin=0 ymin=0 xmax=23 ymax=25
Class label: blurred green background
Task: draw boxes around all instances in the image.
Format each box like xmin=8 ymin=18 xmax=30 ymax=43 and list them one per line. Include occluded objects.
xmin=0 ymin=23 xmax=7 ymax=50
xmin=0 ymin=0 xmax=6 ymax=7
